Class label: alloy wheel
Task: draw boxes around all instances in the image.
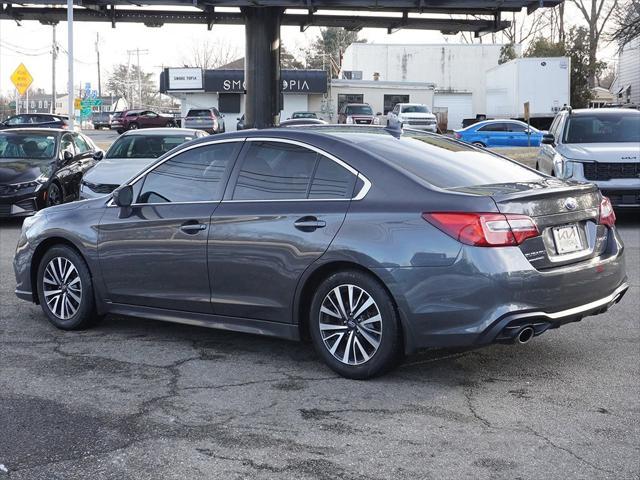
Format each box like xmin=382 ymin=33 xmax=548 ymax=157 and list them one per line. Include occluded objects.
xmin=42 ymin=257 xmax=82 ymax=320
xmin=47 ymin=184 xmax=62 ymax=206
xmin=319 ymin=284 xmax=382 ymax=365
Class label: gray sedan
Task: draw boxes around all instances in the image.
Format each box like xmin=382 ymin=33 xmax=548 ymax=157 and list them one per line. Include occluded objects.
xmin=13 ymin=126 xmax=628 ymax=378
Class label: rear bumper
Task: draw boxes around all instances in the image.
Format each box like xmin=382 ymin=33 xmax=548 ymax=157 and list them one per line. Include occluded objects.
xmin=378 ymin=228 xmax=627 ymax=353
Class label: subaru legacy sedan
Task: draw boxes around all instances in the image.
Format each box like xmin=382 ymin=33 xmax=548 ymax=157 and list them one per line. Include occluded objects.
xmin=14 ymin=127 xmax=628 ymax=379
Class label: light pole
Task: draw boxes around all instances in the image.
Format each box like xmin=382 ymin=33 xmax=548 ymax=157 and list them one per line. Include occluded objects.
xmin=66 ymin=0 xmax=74 ymax=122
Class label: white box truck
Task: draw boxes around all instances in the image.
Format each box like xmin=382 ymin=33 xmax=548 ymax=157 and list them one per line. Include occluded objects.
xmin=485 ymin=57 xmax=570 ymax=129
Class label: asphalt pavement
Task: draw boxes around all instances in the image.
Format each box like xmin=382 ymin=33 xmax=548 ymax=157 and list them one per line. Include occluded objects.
xmin=0 ymin=211 xmax=638 ymax=480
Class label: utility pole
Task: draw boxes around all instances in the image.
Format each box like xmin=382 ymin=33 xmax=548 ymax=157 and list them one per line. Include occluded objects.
xmin=51 ymin=24 xmax=58 ymax=113
xmin=95 ymin=32 xmax=102 ymax=98
xmin=67 ymin=0 xmax=74 ymax=122
xmin=127 ymin=48 xmax=148 ymax=108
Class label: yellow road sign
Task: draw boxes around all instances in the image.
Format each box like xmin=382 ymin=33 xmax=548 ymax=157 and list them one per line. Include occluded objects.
xmin=10 ymin=63 xmax=34 ymax=96
xmin=74 ymin=98 xmax=81 ymax=109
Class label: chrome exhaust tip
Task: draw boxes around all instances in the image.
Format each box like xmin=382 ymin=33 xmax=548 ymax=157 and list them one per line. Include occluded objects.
xmin=517 ymin=326 xmax=535 ymax=344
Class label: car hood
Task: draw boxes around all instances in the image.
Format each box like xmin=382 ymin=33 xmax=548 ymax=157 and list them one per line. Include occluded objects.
xmin=83 ymin=158 xmax=157 ymax=185
xmin=558 ymin=143 xmax=640 ymax=163
xmin=0 ymin=158 xmax=54 ymax=184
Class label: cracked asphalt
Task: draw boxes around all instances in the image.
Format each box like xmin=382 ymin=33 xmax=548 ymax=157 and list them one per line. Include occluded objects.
xmin=0 ymin=212 xmax=638 ymax=479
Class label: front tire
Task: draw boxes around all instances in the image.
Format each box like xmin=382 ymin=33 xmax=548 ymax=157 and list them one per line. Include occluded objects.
xmin=36 ymin=246 xmax=98 ymax=330
xmin=309 ymin=270 xmax=402 ymax=379
xmin=46 ymin=182 xmax=63 ymax=207
xmin=472 ymin=141 xmax=485 ymax=148
xmin=128 ymin=122 xmax=139 ymax=130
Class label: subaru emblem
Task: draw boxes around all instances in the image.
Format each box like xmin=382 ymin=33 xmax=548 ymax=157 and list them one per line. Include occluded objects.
xmin=564 ymin=197 xmax=578 ymax=211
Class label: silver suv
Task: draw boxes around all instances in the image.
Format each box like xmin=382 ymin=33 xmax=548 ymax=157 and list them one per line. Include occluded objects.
xmin=183 ymin=108 xmax=225 ymax=134
xmin=536 ymin=108 xmax=640 ymax=207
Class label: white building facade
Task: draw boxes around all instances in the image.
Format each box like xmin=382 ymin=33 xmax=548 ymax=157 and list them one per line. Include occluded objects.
xmin=340 ymin=43 xmax=521 ymax=128
xmin=611 ymin=37 xmax=640 ymax=106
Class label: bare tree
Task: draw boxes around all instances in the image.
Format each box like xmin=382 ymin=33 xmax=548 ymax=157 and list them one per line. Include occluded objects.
xmin=609 ymin=0 xmax=640 ymax=48
xmin=182 ymin=39 xmax=239 ymax=70
xmin=501 ymin=10 xmax=549 ymax=45
xmin=571 ymin=0 xmax=619 ymax=87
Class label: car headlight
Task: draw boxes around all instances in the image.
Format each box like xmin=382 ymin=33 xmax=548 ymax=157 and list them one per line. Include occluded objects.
xmin=373 ymin=117 xmax=380 ymax=125
xmin=346 ymin=116 xmax=354 ymax=124
xmin=553 ymin=153 xmax=569 ymax=178
xmin=10 ymin=177 xmax=46 ymax=192
xmin=563 ymin=161 xmax=575 ymax=178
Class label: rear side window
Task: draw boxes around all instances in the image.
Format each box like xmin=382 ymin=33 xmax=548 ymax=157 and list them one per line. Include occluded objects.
xmin=137 ymin=142 xmax=240 ymax=203
xmin=309 ymin=157 xmax=356 ymax=199
xmin=478 ymin=123 xmax=506 ymax=132
xmin=233 ymin=142 xmax=317 ymax=200
xmin=506 ymin=123 xmax=527 ymax=132
xmin=366 ymin=133 xmax=543 ymax=189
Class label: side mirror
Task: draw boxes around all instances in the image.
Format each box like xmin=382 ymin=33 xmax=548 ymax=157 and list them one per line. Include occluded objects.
xmin=113 ymin=184 xmax=133 ymax=208
xmin=376 ymin=112 xmax=382 ymax=116
xmin=92 ymin=150 xmax=104 ymax=161
xmin=541 ymin=133 xmax=555 ymax=145
xmin=61 ymin=150 xmax=73 ymax=163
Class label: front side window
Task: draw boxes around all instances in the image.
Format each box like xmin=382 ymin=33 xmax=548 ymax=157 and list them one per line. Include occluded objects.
xmin=74 ymin=134 xmax=92 ymax=153
xmin=60 ymin=134 xmax=75 ymax=157
xmin=137 ymin=142 xmax=240 ymax=204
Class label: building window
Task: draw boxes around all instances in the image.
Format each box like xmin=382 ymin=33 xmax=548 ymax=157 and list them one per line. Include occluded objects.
xmin=218 ymin=93 xmax=241 ymax=113
xmin=38 ymin=100 xmax=43 ymax=109
xmin=31 ymin=101 xmax=36 ymax=109
xmin=44 ymin=100 xmax=48 ymax=109
xmin=342 ymin=71 xmax=363 ymax=80
xmin=337 ymin=94 xmax=364 ymax=113
xmin=383 ymin=94 xmax=410 ymax=115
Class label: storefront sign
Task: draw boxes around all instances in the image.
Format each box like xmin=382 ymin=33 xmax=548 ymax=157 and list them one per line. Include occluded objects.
xmin=167 ymin=68 xmax=203 ymax=90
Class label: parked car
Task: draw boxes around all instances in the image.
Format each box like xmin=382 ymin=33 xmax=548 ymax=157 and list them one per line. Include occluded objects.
xmin=454 ymin=119 xmax=544 ymax=147
xmin=14 ymin=126 xmax=628 ymax=379
xmin=0 ymin=128 xmax=100 ymax=216
xmin=236 ymin=114 xmax=246 ymax=131
xmin=110 ymin=109 xmax=176 ymax=134
xmin=387 ymin=103 xmax=438 ymax=132
xmin=0 ymin=113 xmax=73 ymax=131
xmin=338 ymin=103 xmax=380 ymax=125
xmin=279 ymin=118 xmax=327 ymax=127
xmin=183 ymin=108 xmax=225 ymax=134
xmin=80 ymin=128 xmax=208 ymax=199
xmin=91 ymin=112 xmax=112 ymax=130
xmin=290 ymin=112 xmax=318 ymax=120
xmin=536 ymin=108 xmax=640 ymax=207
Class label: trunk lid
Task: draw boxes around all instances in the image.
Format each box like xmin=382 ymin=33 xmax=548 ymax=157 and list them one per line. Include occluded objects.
xmin=449 ymin=179 xmax=607 ymax=270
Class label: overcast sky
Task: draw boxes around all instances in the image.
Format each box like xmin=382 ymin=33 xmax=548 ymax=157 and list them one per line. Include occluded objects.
xmin=0 ymin=4 xmax=619 ymax=96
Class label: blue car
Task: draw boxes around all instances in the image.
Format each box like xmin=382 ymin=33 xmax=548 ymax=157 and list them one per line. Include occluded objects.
xmin=454 ymin=120 xmax=544 ymax=148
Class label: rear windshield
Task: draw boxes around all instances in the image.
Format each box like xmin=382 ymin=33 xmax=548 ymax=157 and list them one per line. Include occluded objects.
xmin=106 ymin=135 xmax=195 ymax=159
xmin=187 ymin=110 xmax=212 ymax=118
xmin=345 ymin=105 xmax=373 ymax=116
xmin=340 ymin=131 xmax=543 ymax=189
xmin=563 ymin=112 xmax=640 ymax=143
xmin=0 ymin=133 xmax=57 ymax=159
xmin=401 ymin=105 xmax=430 ymax=114
xmin=292 ymin=112 xmax=317 ymax=119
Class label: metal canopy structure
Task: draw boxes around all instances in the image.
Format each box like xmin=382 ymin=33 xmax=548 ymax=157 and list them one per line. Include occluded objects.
xmin=1 ymin=1 xmax=563 ymax=128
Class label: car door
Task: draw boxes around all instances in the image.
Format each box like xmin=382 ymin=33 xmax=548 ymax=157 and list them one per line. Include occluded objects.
xmin=67 ymin=133 xmax=98 ymax=197
xmin=505 ymin=122 xmax=529 ymax=147
xmin=208 ymin=138 xmax=359 ymax=323
xmin=477 ymin=122 xmax=508 ymax=147
xmin=54 ymin=133 xmax=78 ymax=200
xmin=538 ymin=115 xmax=562 ymax=173
xmin=97 ymin=140 xmax=243 ymax=312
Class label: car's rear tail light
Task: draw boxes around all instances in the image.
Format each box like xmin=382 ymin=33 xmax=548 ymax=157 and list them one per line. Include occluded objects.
xmin=453 ymin=132 xmax=461 ymax=139
xmin=422 ymin=212 xmax=539 ymax=247
xmin=598 ymin=196 xmax=616 ymax=227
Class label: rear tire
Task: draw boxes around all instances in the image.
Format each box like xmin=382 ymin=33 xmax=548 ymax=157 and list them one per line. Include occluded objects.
xmin=472 ymin=141 xmax=485 ymax=148
xmin=309 ymin=270 xmax=402 ymax=379
xmin=36 ymin=246 xmax=98 ymax=330
xmin=128 ymin=122 xmax=138 ymax=130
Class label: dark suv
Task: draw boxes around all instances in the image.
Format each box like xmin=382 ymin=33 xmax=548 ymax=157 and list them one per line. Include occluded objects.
xmin=110 ymin=110 xmax=176 ymax=134
xmin=0 ymin=113 xmax=72 ymax=130
xmin=337 ymin=103 xmax=380 ymax=125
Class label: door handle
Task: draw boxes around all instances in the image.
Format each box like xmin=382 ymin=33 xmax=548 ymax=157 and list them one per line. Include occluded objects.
xmin=180 ymin=221 xmax=207 ymax=234
xmin=294 ymin=216 xmax=326 ymax=232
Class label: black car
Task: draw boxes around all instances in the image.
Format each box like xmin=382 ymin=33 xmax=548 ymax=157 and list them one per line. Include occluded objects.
xmin=0 ymin=113 xmax=72 ymax=130
xmin=0 ymin=128 xmax=101 ymax=217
